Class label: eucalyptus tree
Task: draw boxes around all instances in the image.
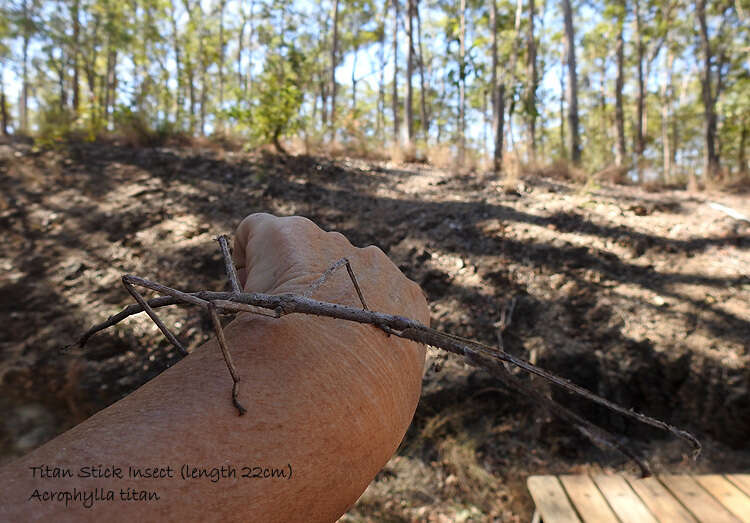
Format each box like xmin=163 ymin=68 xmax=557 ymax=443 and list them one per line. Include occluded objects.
xmin=340 ymin=0 xmax=380 ymax=113
xmin=612 ymin=0 xmax=626 ymax=167
xmin=8 ymin=0 xmax=42 ymax=132
xmin=561 ymin=0 xmax=580 ymax=164
xmin=330 ymin=0 xmax=340 ymax=132
xmin=0 ymin=57 xmax=8 ymax=134
xmin=415 ymin=0 xmax=427 ymax=140
xmin=489 ymin=0 xmax=505 ymax=171
xmin=695 ymin=0 xmax=737 ymax=180
xmin=404 ymin=0 xmax=414 ymax=145
xmin=391 ymin=0 xmax=399 ymax=144
xmin=579 ymin=17 xmax=615 ymax=169
xmin=526 ymin=0 xmax=539 ymax=160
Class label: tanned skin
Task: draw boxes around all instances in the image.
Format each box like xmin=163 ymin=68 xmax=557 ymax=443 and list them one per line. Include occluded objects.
xmin=0 ymin=213 xmax=428 ymax=522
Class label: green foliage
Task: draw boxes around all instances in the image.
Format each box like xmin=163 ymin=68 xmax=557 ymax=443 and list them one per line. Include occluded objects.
xmin=35 ymin=105 xmax=76 ymax=147
xmin=0 ymin=0 xmax=748 ymax=184
xmin=228 ymin=45 xmax=307 ymax=152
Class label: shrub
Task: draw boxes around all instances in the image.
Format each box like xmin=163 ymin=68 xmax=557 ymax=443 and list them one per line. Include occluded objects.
xmin=228 ymin=44 xmax=308 ymax=154
xmin=35 ymin=106 xmax=76 ymax=148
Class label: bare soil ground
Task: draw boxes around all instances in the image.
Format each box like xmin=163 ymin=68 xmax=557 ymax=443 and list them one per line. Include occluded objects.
xmin=1 ymin=140 xmax=749 ymax=521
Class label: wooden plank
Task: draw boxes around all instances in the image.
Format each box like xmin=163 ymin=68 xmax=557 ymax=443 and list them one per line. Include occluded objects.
xmin=694 ymin=475 xmax=750 ymax=523
xmin=659 ymin=475 xmax=741 ymax=523
xmin=527 ymin=475 xmax=582 ymax=523
xmin=727 ymin=475 xmax=750 ymax=498
xmin=592 ymin=474 xmax=658 ymax=523
xmin=627 ymin=476 xmax=697 ymax=523
xmin=559 ymin=474 xmax=619 ymax=523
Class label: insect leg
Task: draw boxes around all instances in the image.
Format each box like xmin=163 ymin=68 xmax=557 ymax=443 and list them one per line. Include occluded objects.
xmin=216 ymin=235 xmax=242 ymax=294
xmin=121 ymin=275 xmax=190 ymax=356
xmin=208 ymin=301 xmax=247 ymax=416
xmin=303 ymin=258 xmax=369 ymax=310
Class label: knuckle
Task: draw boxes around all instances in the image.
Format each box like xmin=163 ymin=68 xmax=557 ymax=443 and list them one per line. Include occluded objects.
xmin=275 ymin=216 xmax=320 ymax=241
xmin=362 ymin=244 xmax=387 ymax=262
xmin=238 ymin=212 xmax=274 ymax=232
xmin=326 ymin=230 xmax=350 ymax=247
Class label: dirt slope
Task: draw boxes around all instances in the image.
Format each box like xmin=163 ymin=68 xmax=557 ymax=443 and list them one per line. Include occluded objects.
xmin=1 ymin=141 xmax=748 ymax=521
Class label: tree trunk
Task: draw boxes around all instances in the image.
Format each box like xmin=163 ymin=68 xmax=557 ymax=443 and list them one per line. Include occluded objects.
xmin=526 ymin=0 xmax=538 ymax=162
xmin=200 ymin=34 xmax=207 ymax=136
xmin=110 ymin=51 xmax=118 ymax=127
xmin=272 ymin=126 xmax=288 ymax=155
xmin=170 ymin=6 xmax=183 ymax=126
xmin=237 ymin=4 xmax=246 ymax=103
xmin=634 ymin=0 xmax=645 ymax=181
xmin=56 ymin=58 xmax=66 ymax=110
xmin=599 ymin=59 xmax=607 ymax=147
xmin=416 ymin=0 xmax=428 ymax=140
xmin=404 ymin=0 xmax=414 ymax=145
xmin=351 ymin=50 xmax=358 ymax=110
xmin=188 ymin=62 xmax=196 ymax=132
xmin=218 ymin=0 xmax=226 ymax=129
xmin=696 ymin=0 xmax=721 ymax=180
xmin=85 ymin=55 xmax=98 ymax=127
xmin=497 ymin=84 xmax=506 ymax=168
xmin=482 ymin=89 xmax=488 ymax=160
xmin=614 ymin=0 xmax=626 ymax=167
xmin=330 ymin=0 xmax=340 ymax=133
xmin=490 ymin=0 xmax=503 ymax=172
xmin=72 ymin=0 xmax=80 ymax=114
xmin=83 ymin=12 xmax=101 ymax=127
xmin=559 ymin=45 xmax=566 ymax=158
xmin=739 ymin=123 xmax=748 ymax=176
xmin=104 ymin=47 xmax=117 ymax=129
xmin=1 ymin=77 xmax=9 ymax=135
xmin=317 ymin=1 xmax=328 ymax=127
xmin=504 ymin=0 xmax=523 ymax=150
xmin=377 ymin=1 xmax=386 ymax=141
xmin=458 ymin=0 xmax=466 ymax=164
xmin=392 ymin=0 xmax=400 ymax=144
xmin=247 ymin=0 xmax=255 ymax=100
xmin=562 ymin=0 xmax=581 ymax=164
xmin=320 ymin=80 xmax=328 ymax=127
xmin=20 ymin=0 xmax=30 ymax=132
xmin=661 ymin=39 xmax=674 ymax=182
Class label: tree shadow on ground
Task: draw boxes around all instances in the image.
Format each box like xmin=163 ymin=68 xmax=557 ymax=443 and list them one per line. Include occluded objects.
xmin=1 ymin=143 xmax=748 ymax=471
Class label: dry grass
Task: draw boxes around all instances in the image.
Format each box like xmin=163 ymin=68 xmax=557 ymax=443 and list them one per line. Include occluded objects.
xmin=425 ymin=144 xmax=455 ymax=170
xmin=526 ymin=158 xmax=588 ymax=183
xmin=288 ymin=135 xmax=389 ymax=162
xmin=593 ymin=164 xmax=631 ymax=185
xmin=437 ymin=434 xmax=504 ymax=512
xmin=501 ymin=155 xmax=523 ymax=193
xmin=704 ymin=168 xmax=750 ymax=194
xmin=722 ymin=171 xmax=750 ymax=193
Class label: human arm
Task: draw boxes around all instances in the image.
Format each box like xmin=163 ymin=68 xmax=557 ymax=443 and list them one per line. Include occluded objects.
xmin=0 ymin=213 xmax=428 ymax=522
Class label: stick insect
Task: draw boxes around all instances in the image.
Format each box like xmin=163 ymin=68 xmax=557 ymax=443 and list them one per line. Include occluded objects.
xmin=67 ymin=235 xmax=701 ymax=478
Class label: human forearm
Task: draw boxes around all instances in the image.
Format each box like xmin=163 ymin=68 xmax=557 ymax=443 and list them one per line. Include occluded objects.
xmin=0 ymin=311 xmax=425 ymax=522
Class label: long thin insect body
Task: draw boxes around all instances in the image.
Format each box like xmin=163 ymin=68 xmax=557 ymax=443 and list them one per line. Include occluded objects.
xmin=122 ymin=276 xmax=190 ymax=356
xmin=216 ymin=235 xmax=242 ymax=294
xmin=208 ymin=302 xmax=246 ymax=415
xmin=67 ymin=238 xmax=701 ymax=477
xmin=467 ymin=351 xmax=652 ymax=477
xmin=71 ymin=284 xmax=701 ymax=461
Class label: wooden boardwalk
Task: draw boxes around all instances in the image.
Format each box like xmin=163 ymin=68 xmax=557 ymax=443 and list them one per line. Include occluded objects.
xmin=527 ymin=474 xmax=750 ymax=522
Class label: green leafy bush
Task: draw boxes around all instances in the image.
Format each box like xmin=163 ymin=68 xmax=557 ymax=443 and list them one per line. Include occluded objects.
xmin=227 ymin=45 xmax=308 ymax=154
xmin=35 ymin=106 xmax=76 ymax=148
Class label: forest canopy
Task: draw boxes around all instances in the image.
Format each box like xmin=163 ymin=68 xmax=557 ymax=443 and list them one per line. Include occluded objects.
xmin=0 ymin=0 xmax=747 ymax=185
